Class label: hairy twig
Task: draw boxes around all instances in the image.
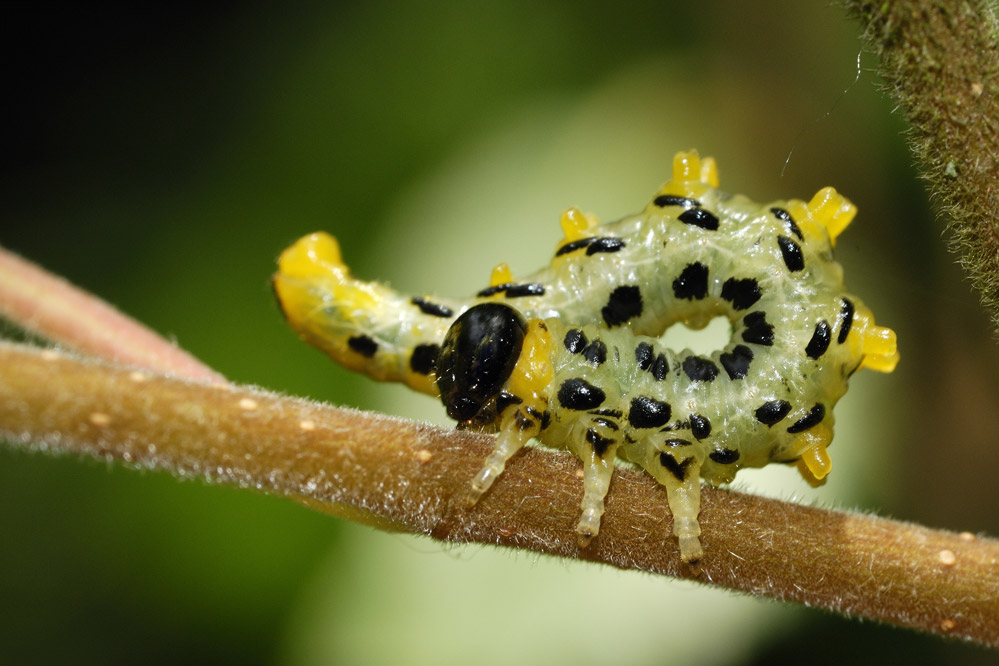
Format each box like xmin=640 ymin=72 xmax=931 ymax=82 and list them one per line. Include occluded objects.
xmin=0 ymin=245 xmax=225 ymax=384
xmin=3 ymin=0 xmax=999 ymax=650
xmin=0 ymin=341 xmax=996 ymax=646
xmin=845 ymin=0 xmax=999 ymax=330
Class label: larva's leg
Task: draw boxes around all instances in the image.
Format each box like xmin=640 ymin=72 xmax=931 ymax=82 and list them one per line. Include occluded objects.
xmin=574 ymin=439 xmax=620 ymax=547
xmin=466 ymin=410 xmax=539 ymax=507
xmin=643 ymin=445 xmax=704 ymax=564
xmin=794 ymin=423 xmax=834 ymax=487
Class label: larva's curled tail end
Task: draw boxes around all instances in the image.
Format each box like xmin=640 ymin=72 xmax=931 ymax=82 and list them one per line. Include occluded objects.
xmin=272 ymin=231 xmax=356 ymax=335
xmin=806 ymin=186 xmax=856 ymax=246
xmin=277 ymin=231 xmax=348 ymax=279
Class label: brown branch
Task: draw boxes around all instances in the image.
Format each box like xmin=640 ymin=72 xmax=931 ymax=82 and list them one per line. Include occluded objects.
xmin=3 ymin=2 xmax=999 ymax=647
xmin=0 ymin=245 xmax=225 ymax=384
xmin=845 ymin=0 xmax=999 ymax=329
xmin=0 ymin=341 xmax=996 ymax=646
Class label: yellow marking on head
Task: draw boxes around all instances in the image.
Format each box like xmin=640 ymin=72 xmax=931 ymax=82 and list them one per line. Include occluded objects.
xmin=794 ymin=424 xmax=833 ymax=486
xmin=559 ymin=207 xmax=594 ymax=242
xmin=490 ymin=262 xmax=514 ymax=287
xmin=506 ymin=320 xmax=554 ymax=406
xmin=806 ymin=187 xmax=856 ymax=246
xmin=859 ymin=324 xmax=900 ymax=373
xmin=404 ymin=370 xmax=439 ymax=396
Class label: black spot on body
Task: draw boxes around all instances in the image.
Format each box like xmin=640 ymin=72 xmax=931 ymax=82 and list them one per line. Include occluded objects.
xmin=628 ymin=396 xmax=672 ymax=429
xmin=721 ymin=278 xmax=762 ymax=310
xmin=476 ymin=282 xmax=546 ymax=298
xmin=720 ymin=344 xmax=753 ymax=379
xmin=682 ymin=356 xmax=719 ymax=382
xmin=555 ymin=237 xmax=625 ymax=257
xmin=651 ymin=354 xmax=669 ymax=381
xmin=587 ymin=237 xmax=626 ymax=255
xmin=709 ymin=448 xmax=740 ymax=464
xmin=582 ymin=340 xmax=608 ymax=365
xmin=678 ymin=207 xmax=719 ymax=231
xmin=787 ymin=403 xmax=826 ymax=433
xmin=564 ymin=329 xmax=587 ymax=354
xmin=742 ymin=311 xmax=775 ymax=346
xmin=690 ymin=414 xmax=711 ymax=440
xmin=591 ymin=417 xmax=619 ymax=431
xmin=659 ymin=452 xmax=693 ymax=481
xmin=635 ymin=342 xmax=653 ymax=370
xmin=777 ymin=235 xmax=805 ymax=272
xmin=664 ymin=438 xmax=692 ymax=447
xmin=475 ymin=284 xmax=505 ymax=298
xmin=588 ymin=408 xmax=623 ymax=418
xmin=410 ymin=296 xmax=454 ymax=318
xmin=586 ymin=428 xmax=616 ymax=457
xmin=756 ymin=400 xmax=792 ymax=426
xmin=506 ymin=283 xmax=546 ymax=298
xmin=409 ymin=343 xmax=440 ymax=375
xmin=496 ymin=391 xmax=523 ymax=414
xmin=348 ymin=335 xmax=378 ymax=358
xmin=555 ymin=238 xmax=590 ymax=256
xmin=602 ymin=285 xmax=643 ymax=327
xmin=673 ymin=262 xmax=709 ymax=300
xmin=521 ymin=407 xmax=551 ymax=431
xmin=805 ymin=320 xmax=832 ymax=359
xmin=838 ymin=298 xmax=855 ymax=343
xmin=653 ymin=195 xmax=701 ymax=208
xmin=558 ymin=378 xmax=606 ymax=411
xmin=770 ymin=207 xmax=803 ymax=240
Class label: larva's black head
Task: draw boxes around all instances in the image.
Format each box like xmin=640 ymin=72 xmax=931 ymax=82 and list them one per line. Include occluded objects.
xmin=436 ymin=303 xmax=527 ymax=424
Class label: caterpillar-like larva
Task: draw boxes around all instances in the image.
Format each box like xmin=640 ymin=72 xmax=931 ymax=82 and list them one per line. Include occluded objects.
xmin=273 ymin=150 xmax=898 ymax=563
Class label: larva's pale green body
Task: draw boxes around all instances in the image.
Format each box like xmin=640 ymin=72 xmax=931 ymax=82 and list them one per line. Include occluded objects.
xmin=274 ymin=150 xmax=898 ymax=563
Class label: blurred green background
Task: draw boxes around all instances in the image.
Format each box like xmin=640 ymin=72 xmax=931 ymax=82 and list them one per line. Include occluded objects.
xmin=2 ymin=3 xmax=997 ymax=664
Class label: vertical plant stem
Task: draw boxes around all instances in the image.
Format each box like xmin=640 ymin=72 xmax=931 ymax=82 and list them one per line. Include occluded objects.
xmin=846 ymin=0 xmax=999 ymax=328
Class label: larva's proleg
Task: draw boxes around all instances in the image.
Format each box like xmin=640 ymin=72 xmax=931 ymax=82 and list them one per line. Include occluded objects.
xmin=274 ymin=150 xmax=899 ymax=563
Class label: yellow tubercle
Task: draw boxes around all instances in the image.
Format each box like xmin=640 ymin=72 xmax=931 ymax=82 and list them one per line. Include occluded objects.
xmin=672 ymin=150 xmax=702 ymax=181
xmin=490 ymin=262 xmax=514 ymax=287
xmin=794 ymin=424 xmax=833 ymax=486
xmin=660 ymin=150 xmax=717 ymax=199
xmin=700 ymin=156 xmax=720 ymax=188
xmin=807 ymin=187 xmax=856 ymax=246
xmin=507 ymin=320 xmax=555 ymax=407
xmin=859 ymin=325 xmax=900 ymax=373
xmin=559 ymin=207 xmax=595 ymax=242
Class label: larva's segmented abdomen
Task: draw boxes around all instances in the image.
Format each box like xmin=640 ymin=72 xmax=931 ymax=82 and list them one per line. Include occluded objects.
xmin=274 ymin=150 xmax=899 ymax=564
